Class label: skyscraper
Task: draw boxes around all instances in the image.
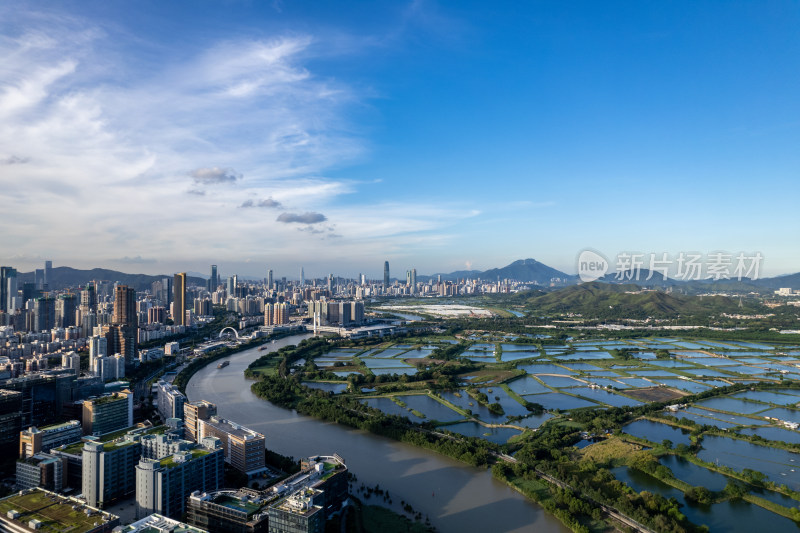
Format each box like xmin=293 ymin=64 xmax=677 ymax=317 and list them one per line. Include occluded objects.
xmin=44 ymin=260 xmax=52 ymax=287
xmin=300 ymin=267 xmax=305 ymax=286
xmin=267 ymin=269 xmax=273 ymax=290
xmin=411 ymin=268 xmax=417 ymax=294
xmin=0 ymin=266 xmax=15 ymax=312
xmin=173 ymin=273 xmax=187 ymax=326
xmin=55 ymin=294 xmax=77 ymax=328
xmin=81 ymin=282 xmax=97 ymax=313
xmin=33 ymin=296 xmax=55 ymax=331
xmin=208 ymin=265 xmax=218 ymax=292
xmin=112 ymin=285 xmax=137 ymax=363
xmin=383 ymin=261 xmax=390 ymax=287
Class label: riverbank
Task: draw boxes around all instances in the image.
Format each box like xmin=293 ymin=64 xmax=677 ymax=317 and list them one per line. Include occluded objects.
xmin=185 ymin=335 xmax=567 ymax=533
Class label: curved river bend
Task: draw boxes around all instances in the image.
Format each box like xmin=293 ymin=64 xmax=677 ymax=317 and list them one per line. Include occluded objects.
xmin=186 ymin=334 xmax=567 ymax=533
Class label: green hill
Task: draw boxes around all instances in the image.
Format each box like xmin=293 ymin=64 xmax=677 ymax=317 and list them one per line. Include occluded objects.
xmin=524 ymin=282 xmax=763 ymax=319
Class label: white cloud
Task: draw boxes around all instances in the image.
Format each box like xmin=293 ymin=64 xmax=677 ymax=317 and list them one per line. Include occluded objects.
xmin=0 ymin=7 xmax=485 ymax=275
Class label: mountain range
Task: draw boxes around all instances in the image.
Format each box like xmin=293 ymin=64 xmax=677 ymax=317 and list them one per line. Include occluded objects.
xmin=17 ymin=267 xmax=206 ymax=292
xmin=13 ymin=258 xmax=800 ymax=293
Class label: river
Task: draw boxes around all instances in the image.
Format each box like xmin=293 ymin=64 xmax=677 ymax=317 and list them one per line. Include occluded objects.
xmin=186 ymin=334 xmax=567 ymax=533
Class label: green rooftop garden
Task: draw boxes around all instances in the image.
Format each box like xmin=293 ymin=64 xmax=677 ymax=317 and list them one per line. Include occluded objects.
xmin=91 ymin=393 xmax=127 ymax=406
xmin=214 ymin=494 xmax=267 ymax=516
xmin=59 ymin=425 xmax=168 ymax=455
xmin=160 ymin=448 xmax=211 ymax=469
xmin=0 ymin=490 xmax=115 ymax=533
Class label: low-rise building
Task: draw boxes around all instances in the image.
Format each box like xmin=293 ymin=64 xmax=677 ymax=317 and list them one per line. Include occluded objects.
xmin=186 ymin=454 xmax=347 ymax=533
xmin=19 ymin=420 xmax=82 ymax=458
xmin=187 ymin=488 xmax=271 ymax=533
xmin=15 ymin=453 xmax=64 ymax=492
xmin=0 ymin=488 xmax=119 ymax=533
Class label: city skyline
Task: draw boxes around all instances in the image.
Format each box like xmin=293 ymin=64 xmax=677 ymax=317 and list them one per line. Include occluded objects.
xmin=2 ymin=2 xmax=799 ymax=277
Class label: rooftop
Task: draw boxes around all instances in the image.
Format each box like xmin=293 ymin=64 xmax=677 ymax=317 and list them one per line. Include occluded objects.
xmin=90 ymin=392 xmax=129 ymax=406
xmin=59 ymin=425 xmax=168 ymax=455
xmin=115 ymin=513 xmax=206 ymax=533
xmin=160 ymin=448 xmax=211 ymax=469
xmin=203 ymin=417 xmax=264 ymax=441
xmin=0 ymin=489 xmax=118 ymax=533
xmin=213 ymin=494 xmax=268 ymax=516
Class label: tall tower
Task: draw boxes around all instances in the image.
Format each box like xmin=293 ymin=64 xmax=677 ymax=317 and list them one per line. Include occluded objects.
xmin=300 ymin=267 xmax=305 ymax=287
xmin=0 ymin=266 xmax=15 ymax=313
xmin=383 ymin=261 xmax=390 ymax=287
xmin=44 ymin=260 xmax=52 ymax=288
xmin=173 ymin=273 xmax=187 ymax=326
xmin=209 ymin=265 xmax=218 ymax=292
xmin=113 ymin=285 xmax=137 ymax=363
xmin=267 ymin=269 xmax=273 ymax=290
xmin=411 ymin=268 xmax=417 ymax=294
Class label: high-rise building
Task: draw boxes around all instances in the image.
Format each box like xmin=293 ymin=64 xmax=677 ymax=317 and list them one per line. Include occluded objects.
xmin=383 ymin=261 xmax=390 ymax=287
xmin=89 ymin=335 xmax=108 ymax=371
xmin=155 ymin=380 xmax=186 ymax=421
xmin=82 ymin=390 xmax=133 ymax=436
xmin=81 ymin=282 xmax=97 ymax=312
xmin=135 ymin=438 xmax=224 ymax=519
xmin=411 ymin=268 xmax=417 ymax=294
xmin=82 ymin=425 xmax=181 ymax=509
xmin=0 ymin=390 xmax=23 ymax=458
xmin=267 ymin=269 xmax=273 ymax=290
xmin=56 ymin=294 xmax=77 ymax=328
xmin=112 ymin=285 xmax=137 ymax=363
xmin=300 ymin=267 xmax=305 ymax=286
xmin=33 ymin=296 xmax=55 ymax=332
xmin=173 ymin=273 xmax=187 ymax=326
xmin=196 ymin=416 xmax=266 ymax=475
xmin=92 ymin=354 xmax=126 ymax=381
xmin=209 ymin=265 xmax=218 ymax=292
xmin=183 ymin=401 xmax=217 ymax=442
xmin=34 ymin=268 xmax=45 ymax=290
xmin=0 ymin=371 xmax=75 ymax=428
xmin=44 ymin=260 xmax=52 ymax=287
xmin=0 ymin=266 xmax=16 ymax=312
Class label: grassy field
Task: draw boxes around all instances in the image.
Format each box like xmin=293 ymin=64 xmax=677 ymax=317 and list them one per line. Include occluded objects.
xmin=579 ymin=437 xmax=645 ymax=465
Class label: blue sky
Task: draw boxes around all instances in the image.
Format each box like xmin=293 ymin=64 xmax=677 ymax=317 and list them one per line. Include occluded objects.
xmin=1 ymin=1 xmax=799 ymax=279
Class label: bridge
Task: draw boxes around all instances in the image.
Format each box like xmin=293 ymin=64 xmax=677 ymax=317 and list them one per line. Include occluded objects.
xmin=218 ymin=327 xmax=239 ymax=339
